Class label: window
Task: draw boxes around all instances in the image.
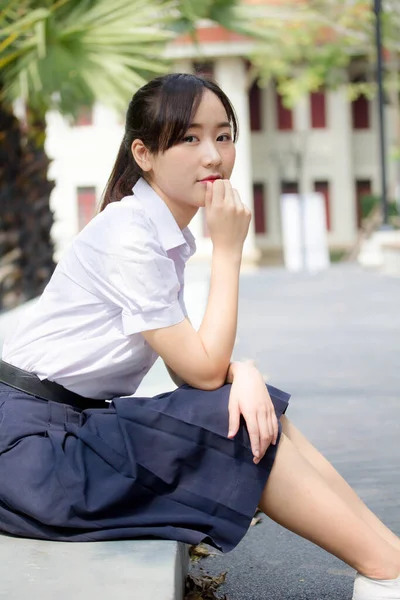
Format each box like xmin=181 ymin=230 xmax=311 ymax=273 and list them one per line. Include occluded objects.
xmin=74 ymin=106 xmax=93 ymax=127
xmin=193 ymin=62 xmax=214 ymax=77
xmin=253 ymin=183 xmax=267 ymax=234
xmin=276 ymin=91 xmax=293 ymax=131
xmin=314 ymin=181 xmax=331 ymax=231
xmin=249 ymin=81 xmax=262 ymax=131
xmin=281 ymin=181 xmax=299 ymax=194
xmin=352 ymin=95 xmax=370 ymax=130
xmin=310 ymin=90 xmax=327 ymax=129
xmin=77 ymin=186 xmax=96 ymax=230
xmin=355 ymin=179 xmax=372 ymax=227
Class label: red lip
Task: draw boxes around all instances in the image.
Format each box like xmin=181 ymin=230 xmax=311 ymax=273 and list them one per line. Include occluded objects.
xmin=199 ymin=175 xmax=222 ymax=182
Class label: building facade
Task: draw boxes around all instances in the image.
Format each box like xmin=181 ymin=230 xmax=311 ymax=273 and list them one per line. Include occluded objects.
xmin=45 ymin=23 xmax=398 ymax=263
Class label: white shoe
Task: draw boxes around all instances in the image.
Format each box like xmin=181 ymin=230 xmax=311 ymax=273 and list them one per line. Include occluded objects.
xmin=353 ymin=572 xmax=400 ymax=600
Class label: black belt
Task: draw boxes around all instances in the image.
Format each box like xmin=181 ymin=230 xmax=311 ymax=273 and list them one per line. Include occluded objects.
xmin=0 ymin=360 xmax=110 ymax=411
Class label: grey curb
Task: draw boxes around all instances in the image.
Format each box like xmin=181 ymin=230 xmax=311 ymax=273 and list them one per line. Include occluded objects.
xmin=0 ymin=536 xmax=189 ymax=600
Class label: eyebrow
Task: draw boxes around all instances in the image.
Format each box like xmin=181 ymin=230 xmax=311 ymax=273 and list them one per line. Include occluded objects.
xmin=188 ymin=121 xmax=231 ymax=129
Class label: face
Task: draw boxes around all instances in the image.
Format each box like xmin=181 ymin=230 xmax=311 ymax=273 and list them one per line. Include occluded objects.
xmin=140 ymin=89 xmax=236 ymax=225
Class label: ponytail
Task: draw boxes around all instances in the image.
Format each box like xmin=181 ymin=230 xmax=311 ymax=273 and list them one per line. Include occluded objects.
xmin=98 ymin=139 xmax=142 ymax=213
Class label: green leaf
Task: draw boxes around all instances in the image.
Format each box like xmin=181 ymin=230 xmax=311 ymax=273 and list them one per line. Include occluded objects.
xmin=0 ymin=0 xmax=175 ymax=114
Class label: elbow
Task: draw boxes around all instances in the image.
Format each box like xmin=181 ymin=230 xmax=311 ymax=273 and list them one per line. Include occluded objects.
xmin=170 ymin=359 xmax=229 ymax=391
xmin=191 ymin=368 xmax=227 ymax=391
xmin=176 ymin=373 xmax=226 ymax=391
xmin=200 ymin=378 xmax=226 ymax=391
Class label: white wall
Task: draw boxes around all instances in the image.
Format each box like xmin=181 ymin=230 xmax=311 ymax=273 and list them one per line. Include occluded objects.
xmin=46 ymin=105 xmax=125 ymax=261
xmin=45 ymin=66 xmax=394 ymax=262
xmin=250 ymin=81 xmax=391 ymax=251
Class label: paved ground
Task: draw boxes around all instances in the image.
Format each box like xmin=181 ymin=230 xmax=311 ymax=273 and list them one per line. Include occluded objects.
xmin=189 ymin=263 xmax=400 ymax=600
xmin=1 ymin=263 xmax=399 ymax=599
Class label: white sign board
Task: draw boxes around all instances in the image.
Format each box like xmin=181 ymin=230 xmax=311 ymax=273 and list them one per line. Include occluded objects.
xmin=280 ymin=193 xmax=330 ymax=272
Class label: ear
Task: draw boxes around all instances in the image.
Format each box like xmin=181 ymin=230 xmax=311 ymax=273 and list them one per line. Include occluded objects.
xmin=131 ymin=139 xmax=152 ymax=172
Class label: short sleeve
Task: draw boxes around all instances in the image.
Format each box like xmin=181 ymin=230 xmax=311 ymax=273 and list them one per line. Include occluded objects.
xmin=77 ymin=211 xmax=186 ymax=336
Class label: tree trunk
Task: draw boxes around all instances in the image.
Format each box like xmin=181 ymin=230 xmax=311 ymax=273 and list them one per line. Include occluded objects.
xmin=0 ymin=101 xmax=56 ymax=311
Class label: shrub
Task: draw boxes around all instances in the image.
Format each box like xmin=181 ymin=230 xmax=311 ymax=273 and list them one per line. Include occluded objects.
xmin=360 ymin=194 xmax=399 ymax=219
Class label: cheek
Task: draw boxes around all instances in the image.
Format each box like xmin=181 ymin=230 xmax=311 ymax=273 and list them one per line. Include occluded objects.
xmin=156 ymin=160 xmax=180 ymax=186
xmin=166 ymin=154 xmax=192 ymax=178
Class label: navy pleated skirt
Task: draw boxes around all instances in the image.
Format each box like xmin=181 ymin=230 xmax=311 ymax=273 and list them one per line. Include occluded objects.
xmin=0 ymin=381 xmax=290 ymax=552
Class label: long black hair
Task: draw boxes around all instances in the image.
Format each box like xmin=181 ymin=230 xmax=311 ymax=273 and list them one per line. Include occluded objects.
xmin=99 ymin=73 xmax=238 ymax=211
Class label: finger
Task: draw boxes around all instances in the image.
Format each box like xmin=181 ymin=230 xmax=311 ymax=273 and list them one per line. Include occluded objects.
xmin=232 ymin=188 xmax=244 ymax=210
xmin=228 ymin=400 xmax=240 ymax=438
xmin=257 ymin=409 xmax=272 ymax=460
xmin=263 ymin=388 xmax=277 ymax=442
xmin=245 ymin=415 xmax=260 ymax=460
xmin=204 ymin=181 xmax=213 ymax=210
xmin=212 ymin=179 xmax=225 ymax=206
xmin=266 ymin=409 xmax=278 ymax=447
xmin=223 ymin=180 xmax=235 ymax=207
xmin=232 ymin=190 xmax=252 ymax=225
xmin=272 ymin=413 xmax=279 ymax=446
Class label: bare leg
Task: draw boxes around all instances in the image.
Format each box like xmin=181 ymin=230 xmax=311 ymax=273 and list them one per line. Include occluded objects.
xmin=260 ymin=433 xmax=400 ymax=580
xmin=280 ymin=415 xmax=400 ymax=552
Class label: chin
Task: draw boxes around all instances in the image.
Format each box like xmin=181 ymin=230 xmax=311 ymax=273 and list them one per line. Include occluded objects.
xmin=196 ymin=189 xmax=207 ymax=209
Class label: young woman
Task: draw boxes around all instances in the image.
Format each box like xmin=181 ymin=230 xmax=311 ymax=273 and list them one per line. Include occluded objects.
xmin=0 ymin=73 xmax=399 ymax=599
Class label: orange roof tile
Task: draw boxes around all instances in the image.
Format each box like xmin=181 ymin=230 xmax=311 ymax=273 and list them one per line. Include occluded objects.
xmin=173 ymin=25 xmax=249 ymax=45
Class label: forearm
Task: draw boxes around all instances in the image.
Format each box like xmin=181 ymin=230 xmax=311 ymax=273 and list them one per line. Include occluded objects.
xmin=197 ymin=248 xmax=242 ymax=385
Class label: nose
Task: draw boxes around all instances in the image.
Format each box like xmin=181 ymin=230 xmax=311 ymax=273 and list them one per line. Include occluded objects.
xmin=201 ymin=140 xmax=222 ymax=168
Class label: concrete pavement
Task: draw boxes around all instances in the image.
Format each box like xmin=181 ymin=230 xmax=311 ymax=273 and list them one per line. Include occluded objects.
xmin=191 ymin=263 xmax=400 ymax=599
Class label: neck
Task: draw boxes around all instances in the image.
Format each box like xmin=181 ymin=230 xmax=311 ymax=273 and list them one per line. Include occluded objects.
xmin=148 ymin=182 xmax=198 ymax=229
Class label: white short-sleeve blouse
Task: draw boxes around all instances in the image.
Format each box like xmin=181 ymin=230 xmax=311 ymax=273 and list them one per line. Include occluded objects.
xmin=2 ymin=178 xmax=196 ymax=399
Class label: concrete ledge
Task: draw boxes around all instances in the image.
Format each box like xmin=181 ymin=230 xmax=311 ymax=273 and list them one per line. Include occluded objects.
xmin=0 ymin=535 xmax=189 ymax=600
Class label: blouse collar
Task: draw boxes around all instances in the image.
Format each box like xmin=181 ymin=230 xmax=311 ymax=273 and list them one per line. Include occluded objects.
xmin=133 ymin=178 xmax=196 ymax=258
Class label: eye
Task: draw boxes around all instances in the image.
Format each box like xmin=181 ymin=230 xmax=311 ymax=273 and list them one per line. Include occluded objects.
xmin=217 ymin=133 xmax=232 ymax=142
xmin=182 ymin=135 xmax=198 ymax=143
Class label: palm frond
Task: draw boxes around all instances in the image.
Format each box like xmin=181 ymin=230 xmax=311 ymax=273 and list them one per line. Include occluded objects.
xmin=0 ymin=7 xmax=49 ymax=66
xmin=0 ymin=0 xmax=176 ymax=115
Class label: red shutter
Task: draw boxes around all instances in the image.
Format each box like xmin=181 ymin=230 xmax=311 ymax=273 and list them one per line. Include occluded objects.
xmin=355 ymin=179 xmax=372 ymax=227
xmin=310 ymin=91 xmax=326 ymax=129
xmin=314 ymin=181 xmax=331 ymax=231
xmin=352 ymin=95 xmax=370 ymax=129
xmin=253 ymin=183 xmax=267 ymax=234
xmin=249 ymin=82 xmax=262 ymax=131
xmin=276 ymin=91 xmax=293 ymax=131
xmin=77 ymin=187 xmax=96 ymax=230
